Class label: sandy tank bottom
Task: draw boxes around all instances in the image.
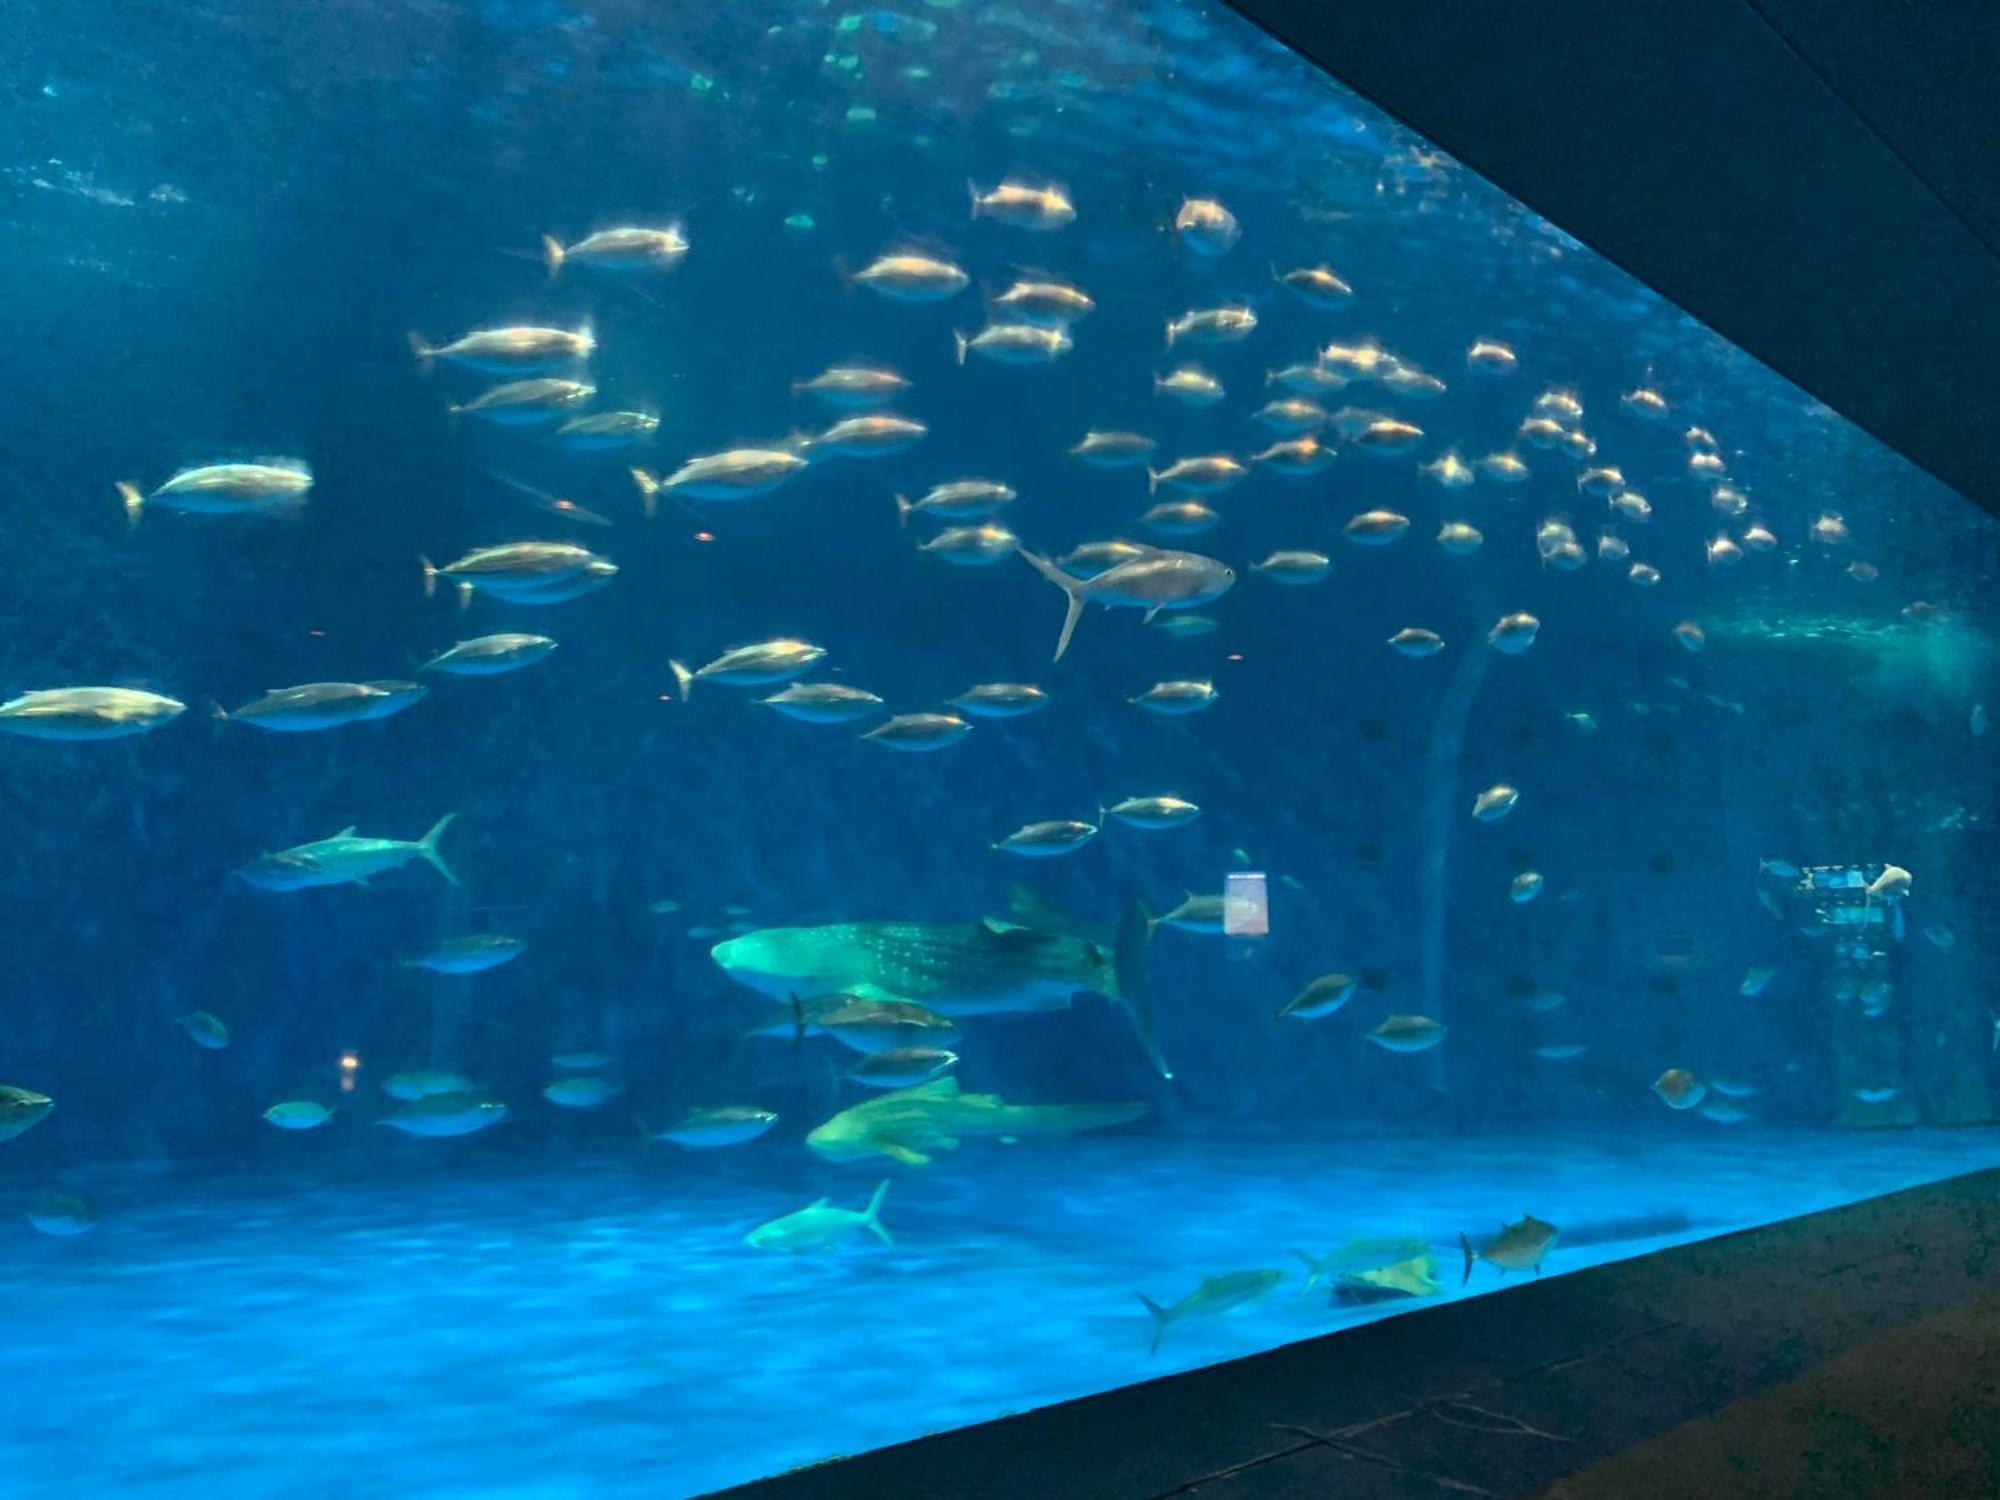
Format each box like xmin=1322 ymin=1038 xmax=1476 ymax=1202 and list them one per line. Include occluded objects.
xmin=2 ymin=1124 xmax=1996 ymax=1498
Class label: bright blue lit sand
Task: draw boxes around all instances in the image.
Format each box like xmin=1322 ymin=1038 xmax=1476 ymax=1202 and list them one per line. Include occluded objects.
xmin=4 ymin=1127 xmax=1996 ymax=1498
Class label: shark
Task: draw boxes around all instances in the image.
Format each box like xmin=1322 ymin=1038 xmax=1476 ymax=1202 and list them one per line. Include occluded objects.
xmin=805 ymin=1078 xmax=1148 ymax=1166
xmin=711 ymin=898 xmax=1170 ymax=1079
xmin=0 ymin=1086 xmax=54 ymax=1143
xmin=744 ymin=1182 xmax=892 ymax=1253
xmin=1136 ymin=1269 xmax=1285 ymax=1356
xmin=236 ymin=813 xmax=459 ymax=891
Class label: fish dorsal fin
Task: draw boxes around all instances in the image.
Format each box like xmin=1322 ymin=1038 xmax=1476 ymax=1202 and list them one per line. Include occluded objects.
xmin=978 ymin=917 xmax=1048 ymax=951
xmin=336 ymin=825 xmax=358 ymax=838
xmin=1007 ymin=883 xmax=1108 ymax=943
xmin=808 ymin=1197 xmax=830 ymax=1209
xmin=847 ymin=982 xmax=907 ymax=1005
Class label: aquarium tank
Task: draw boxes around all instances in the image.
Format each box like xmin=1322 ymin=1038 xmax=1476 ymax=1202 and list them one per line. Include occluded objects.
xmin=4 ymin=0 xmax=1997 ymax=1494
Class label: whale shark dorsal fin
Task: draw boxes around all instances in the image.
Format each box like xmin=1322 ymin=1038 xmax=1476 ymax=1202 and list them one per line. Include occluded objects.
xmin=336 ymin=825 xmax=357 ymax=838
xmin=1007 ymin=883 xmax=1114 ymax=945
xmin=978 ymin=917 xmax=1048 ymax=951
xmin=809 ymin=1197 xmax=830 ymax=1209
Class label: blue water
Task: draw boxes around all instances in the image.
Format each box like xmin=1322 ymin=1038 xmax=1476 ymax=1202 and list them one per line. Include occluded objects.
xmin=7 ymin=1128 xmax=1999 ymax=1498
xmin=6 ymin=0 xmax=1999 ymax=1492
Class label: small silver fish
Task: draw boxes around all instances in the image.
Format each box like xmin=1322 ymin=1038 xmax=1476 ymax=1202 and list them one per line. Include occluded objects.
xmin=449 ymin=378 xmax=595 ymax=425
xmin=0 ymin=688 xmax=186 ymax=741
xmin=758 ymin=683 xmax=885 ymax=724
xmin=409 ymin=325 xmax=594 ymax=374
xmin=542 ymin=226 xmax=686 ymax=274
xmin=953 ymin=324 xmax=1071 ymax=366
xmin=949 ymin=683 xmax=1050 ymax=718
xmin=671 ymin=640 xmax=826 ymax=696
xmin=994 ymin=820 xmax=1099 ymax=857
xmin=263 ymin=1100 xmax=333 ymax=1131
xmin=918 ymin=523 xmax=1019 ymax=564
xmin=1276 ymin=974 xmax=1354 ymax=1021
xmin=1174 ymin=197 xmax=1240 ymax=255
xmin=402 ymin=934 xmax=526 ymax=975
xmin=1252 ymin=550 xmax=1331 ymax=585
xmin=174 ymin=1011 xmax=230 ymax=1050
xmin=118 ymin=461 xmax=313 ymax=523
xmin=1105 ymin=795 xmax=1200 ymax=830
xmin=808 ymin=414 xmax=927 ymax=457
xmin=1165 ymin=304 xmax=1256 ymax=347
xmin=219 ymin=682 xmax=415 ymax=732
xmin=895 ymin=480 xmax=1016 ymax=525
xmin=794 ymin=365 xmax=910 ymax=408
xmin=650 ymin=1105 xmax=778 ymax=1148
xmin=853 ymin=251 xmax=969 ymax=301
xmin=1069 ymin=432 xmax=1157 ymax=468
xmin=861 ymin=713 xmax=972 ymax=751
xmin=967 ymin=179 xmax=1075 ymax=229
xmin=422 ymin=634 xmax=558 ymax=676
xmin=1129 ymin=680 xmax=1217 ymax=715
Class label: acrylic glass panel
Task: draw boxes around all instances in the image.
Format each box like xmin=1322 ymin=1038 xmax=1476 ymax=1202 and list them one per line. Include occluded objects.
xmin=2 ymin=0 xmax=1996 ymax=1494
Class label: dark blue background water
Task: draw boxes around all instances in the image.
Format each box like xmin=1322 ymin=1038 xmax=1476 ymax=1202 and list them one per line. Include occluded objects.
xmin=3 ymin=0 xmax=1999 ymax=1491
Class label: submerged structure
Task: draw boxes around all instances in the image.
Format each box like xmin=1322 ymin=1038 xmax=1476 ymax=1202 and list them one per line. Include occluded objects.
xmin=3 ymin=0 xmax=1996 ymax=1494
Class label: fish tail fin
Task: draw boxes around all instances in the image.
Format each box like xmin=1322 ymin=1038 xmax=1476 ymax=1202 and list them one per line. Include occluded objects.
xmin=1114 ymin=898 xmax=1170 ymax=1080
xmin=1145 ymin=467 xmax=1162 ymax=495
xmin=1163 ymin=320 xmax=1176 ymax=348
xmin=540 ymin=235 xmax=565 ymax=276
xmin=208 ymin=700 xmax=230 ymax=723
xmin=952 ymin=330 xmax=969 ymax=366
xmin=1136 ymin=1293 xmax=1172 ymax=1357
xmin=454 ymin=581 xmax=473 ymax=613
xmin=894 ymin=493 xmax=914 ymax=528
xmin=420 ymin=556 xmax=439 ymax=599
xmin=862 ymin=1179 xmax=892 ymax=1244
xmin=669 ymin=660 xmax=694 ymax=702
xmin=789 ymin=993 xmax=806 ymax=1047
xmin=632 ymin=467 xmax=664 ymax=520
xmin=633 ymin=1115 xmax=654 ymax=1161
xmin=406 ymin=331 xmax=436 ymax=370
xmin=116 ymin=481 xmax=146 ymax=527
xmin=419 ymin=812 xmax=460 ymax=886
xmin=1291 ymin=1248 xmax=1323 ymax=1292
xmin=1017 ymin=549 xmax=1085 ymax=662
xmin=966 ymin=179 xmax=982 ymax=218
xmin=1460 ymin=1232 xmax=1475 ymax=1287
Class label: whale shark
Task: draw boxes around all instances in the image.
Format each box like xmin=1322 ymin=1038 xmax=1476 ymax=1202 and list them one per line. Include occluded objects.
xmin=711 ymin=899 xmax=1169 ymax=1078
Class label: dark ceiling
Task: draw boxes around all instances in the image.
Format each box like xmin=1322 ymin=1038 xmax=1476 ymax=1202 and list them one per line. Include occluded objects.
xmin=1223 ymin=0 xmax=2000 ymax=517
